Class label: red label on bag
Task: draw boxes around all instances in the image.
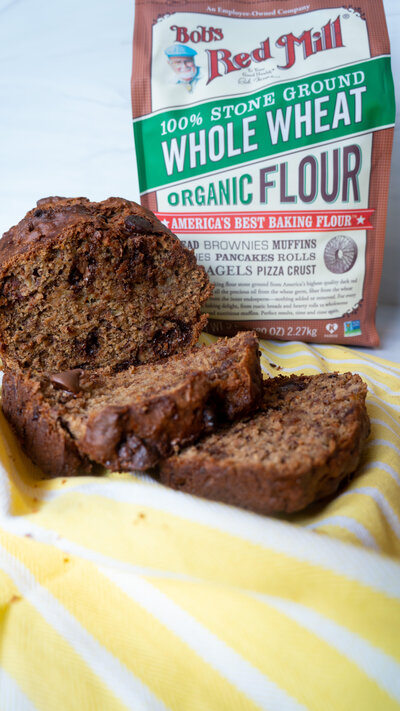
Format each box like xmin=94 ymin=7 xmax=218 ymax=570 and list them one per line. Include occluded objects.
xmin=156 ymin=209 xmax=374 ymax=233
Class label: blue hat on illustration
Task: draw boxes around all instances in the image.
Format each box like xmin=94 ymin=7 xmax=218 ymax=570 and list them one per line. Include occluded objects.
xmin=164 ymin=44 xmax=200 ymax=91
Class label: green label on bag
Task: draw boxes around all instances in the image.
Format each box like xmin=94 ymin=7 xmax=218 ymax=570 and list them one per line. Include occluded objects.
xmin=133 ymin=56 xmax=395 ymax=194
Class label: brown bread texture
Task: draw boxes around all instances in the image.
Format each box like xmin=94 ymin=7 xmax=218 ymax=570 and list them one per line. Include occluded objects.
xmin=159 ymin=373 xmax=370 ymax=515
xmin=2 ymin=331 xmax=262 ymax=477
xmin=0 ymin=196 xmax=212 ymax=373
xmin=1 ymin=366 xmax=94 ymax=478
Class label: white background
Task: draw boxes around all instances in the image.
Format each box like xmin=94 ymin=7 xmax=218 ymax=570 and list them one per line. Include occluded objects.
xmin=0 ymin=0 xmax=399 ymax=357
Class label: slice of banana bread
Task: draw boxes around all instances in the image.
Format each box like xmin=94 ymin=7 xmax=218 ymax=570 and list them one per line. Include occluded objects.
xmin=2 ymin=331 xmax=262 ymax=477
xmin=158 ymin=373 xmax=370 ymax=514
xmin=0 ymin=196 xmax=212 ymax=373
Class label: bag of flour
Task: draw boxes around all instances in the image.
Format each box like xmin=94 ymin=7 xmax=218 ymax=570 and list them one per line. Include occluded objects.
xmin=131 ymin=0 xmax=395 ymax=346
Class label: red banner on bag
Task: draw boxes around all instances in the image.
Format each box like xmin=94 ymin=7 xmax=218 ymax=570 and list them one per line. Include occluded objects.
xmin=155 ymin=209 xmax=374 ymax=234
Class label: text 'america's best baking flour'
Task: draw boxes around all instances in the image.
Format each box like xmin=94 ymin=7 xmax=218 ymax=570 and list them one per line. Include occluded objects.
xmin=131 ymin=1 xmax=395 ymax=346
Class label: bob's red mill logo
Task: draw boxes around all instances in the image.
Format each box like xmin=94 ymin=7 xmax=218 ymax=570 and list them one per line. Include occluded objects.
xmin=170 ymin=17 xmax=344 ymax=83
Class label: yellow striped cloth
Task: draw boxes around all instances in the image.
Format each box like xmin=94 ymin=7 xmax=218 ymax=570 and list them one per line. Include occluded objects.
xmin=0 ymin=336 xmax=400 ymax=711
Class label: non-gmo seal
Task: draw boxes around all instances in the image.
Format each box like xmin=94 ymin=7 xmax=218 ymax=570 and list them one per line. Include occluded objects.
xmin=323 ymin=235 xmax=358 ymax=274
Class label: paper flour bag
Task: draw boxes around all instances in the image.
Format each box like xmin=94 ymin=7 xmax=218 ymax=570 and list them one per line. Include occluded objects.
xmin=132 ymin=0 xmax=395 ymax=346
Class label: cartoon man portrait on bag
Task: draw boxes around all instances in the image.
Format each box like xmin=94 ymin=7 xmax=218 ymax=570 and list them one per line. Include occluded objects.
xmin=165 ymin=44 xmax=201 ymax=92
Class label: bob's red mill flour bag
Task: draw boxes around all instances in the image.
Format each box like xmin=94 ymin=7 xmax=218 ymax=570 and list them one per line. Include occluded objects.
xmin=131 ymin=1 xmax=395 ymax=346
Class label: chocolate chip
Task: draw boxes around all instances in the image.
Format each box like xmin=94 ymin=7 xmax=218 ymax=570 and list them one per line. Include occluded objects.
xmin=85 ymin=330 xmax=99 ymax=356
xmin=151 ymin=320 xmax=192 ymax=359
xmin=49 ymin=369 xmax=83 ymax=394
xmin=68 ymin=264 xmax=83 ymax=286
xmin=124 ymin=215 xmax=156 ymax=234
xmin=118 ymin=435 xmax=159 ymax=469
xmin=113 ymin=359 xmax=135 ymax=373
xmin=33 ymin=209 xmax=45 ymax=218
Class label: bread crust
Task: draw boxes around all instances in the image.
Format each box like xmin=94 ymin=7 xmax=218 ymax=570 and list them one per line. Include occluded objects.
xmin=159 ymin=373 xmax=371 ymax=514
xmin=0 ymin=196 xmax=185 ymax=268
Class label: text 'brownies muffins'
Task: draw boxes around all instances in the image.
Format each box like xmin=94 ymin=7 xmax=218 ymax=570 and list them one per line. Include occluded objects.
xmin=159 ymin=373 xmax=370 ymax=514
xmin=0 ymin=196 xmax=212 ymax=373
xmin=2 ymin=332 xmax=262 ymax=477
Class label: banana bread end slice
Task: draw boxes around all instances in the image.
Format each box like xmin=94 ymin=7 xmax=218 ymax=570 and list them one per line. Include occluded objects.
xmin=159 ymin=372 xmax=370 ymax=514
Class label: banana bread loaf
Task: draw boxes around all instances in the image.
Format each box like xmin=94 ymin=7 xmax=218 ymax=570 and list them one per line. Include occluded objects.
xmin=158 ymin=372 xmax=370 ymax=514
xmin=2 ymin=331 xmax=262 ymax=477
xmin=0 ymin=196 xmax=212 ymax=373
